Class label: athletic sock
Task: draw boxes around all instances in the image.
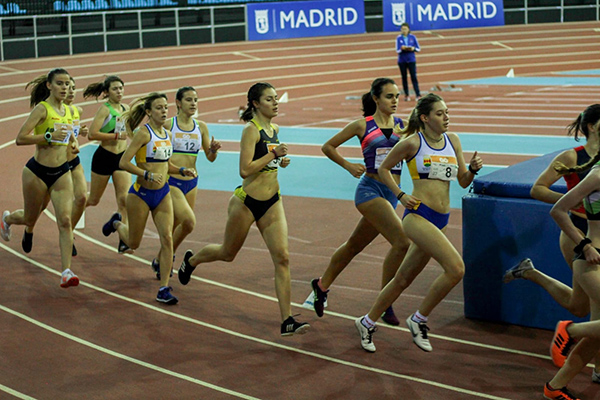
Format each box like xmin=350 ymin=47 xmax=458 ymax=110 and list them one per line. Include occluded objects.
xmin=362 ymin=314 xmax=376 ymax=329
xmin=412 ymin=310 xmax=428 ymax=323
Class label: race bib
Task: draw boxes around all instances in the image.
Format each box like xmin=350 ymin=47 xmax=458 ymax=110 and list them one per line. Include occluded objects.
xmin=114 ymin=116 xmax=125 ymax=136
xmin=51 ymin=123 xmax=73 ymax=145
xmin=427 ymin=155 xmax=458 ymax=181
xmin=173 ymin=132 xmax=200 ymax=154
xmin=266 ymin=143 xmax=279 ymax=169
xmin=153 ymin=140 xmax=172 ymax=160
xmin=375 ymin=147 xmax=401 ymax=170
xmin=72 ymin=119 xmax=80 ymax=138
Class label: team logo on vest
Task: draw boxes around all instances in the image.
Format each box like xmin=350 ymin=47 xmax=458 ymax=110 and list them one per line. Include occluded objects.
xmin=423 ymin=156 xmax=431 ymax=167
xmin=255 ymin=10 xmax=269 ymax=34
xmin=391 ymin=3 xmax=406 ymax=26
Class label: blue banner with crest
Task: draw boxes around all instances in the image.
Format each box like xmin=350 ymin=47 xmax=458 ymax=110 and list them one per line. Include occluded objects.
xmin=247 ymin=0 xmax=365 ymax=41
xmin=383 ymin=0 xmax=504 ymax=31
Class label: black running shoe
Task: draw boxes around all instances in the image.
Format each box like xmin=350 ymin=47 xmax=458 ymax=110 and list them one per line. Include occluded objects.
xmin=72 ymin=244 xmax=77 ymax=257
xmin=102 ymin=212 xmax=122 ymax=237
xmin=178 ymin=250 xmax=196 ymax=285
xmin=311 ymin=278 xmax=329 ymax=318
xmin=21 ymin=231 xmax=33 ymax=253
xmin=280 ymin=316 xmax=310 ymax=336
xmin=152 ymin=258 xmax=161 ymax=280
xmin=118 ymin=239 xmax=133 ymax=254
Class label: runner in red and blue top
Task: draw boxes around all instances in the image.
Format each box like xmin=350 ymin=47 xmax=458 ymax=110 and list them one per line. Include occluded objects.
xmin=304 ymin=78 xmax=411 ymax=328
xmin=503 ymin=105 xmax=600 ymax=383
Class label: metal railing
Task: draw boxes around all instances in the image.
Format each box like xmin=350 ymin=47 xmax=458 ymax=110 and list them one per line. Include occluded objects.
xmin=504 ymin=0 xmax=600 ymax=24
xmin=0 ymin=4 xmax=245 ymax=61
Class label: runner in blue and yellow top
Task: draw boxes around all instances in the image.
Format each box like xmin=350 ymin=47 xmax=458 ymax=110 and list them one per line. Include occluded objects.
xmin=150 ymin=86 xmax=221 ymax=280
xmin=101 ymin=92 xmax=196 ymax=305
xmin=84 ymin=76 xmax=132 ymax=254
xmin=1 ymin=68 xmax=80 ymax=288
xmin=303 ymin=78 xmax=410 ymax=328
xmin=178 ymin=82 xmax=310 ymax=336
xmin=355 ymin=93 xmax=483 ymax=354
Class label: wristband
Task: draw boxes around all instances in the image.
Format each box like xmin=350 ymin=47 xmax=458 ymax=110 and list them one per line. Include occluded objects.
xmin=271 ymin=148 xmax=278 ymax=159
xmin=144 ymin=170 xmax=154 ymax=182
xmin=468 ymin=165 xmax=479 ymax=175
xmin=179 ymin=167 xmax=185 ymax=176
xmin=574 ymin=237 xmax=592 ymax=254
xmin=397 ymin=192 xmax=405 ymax=201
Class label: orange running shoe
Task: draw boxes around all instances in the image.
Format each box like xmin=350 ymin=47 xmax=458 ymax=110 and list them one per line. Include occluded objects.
xmin=544 ymin=382 xmax=580 ymax=400
xmin=551 ymin=320 xmax=576 ymax=368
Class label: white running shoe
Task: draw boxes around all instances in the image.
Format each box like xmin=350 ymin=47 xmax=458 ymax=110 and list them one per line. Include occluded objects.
xmin=60 ymin=269 xmax=79 ymax=288
xmin=406 ymin=315 xmax=432 ymax=352
xmin=503 ymin=258 xmax=535 ymax=283
xmin=1 ymin=210 xmax=11 ymax=241
xmin=355 ymin=317 xmax=377 ymax=353
xmin=302 ymin=290 xmax=328 ymax=310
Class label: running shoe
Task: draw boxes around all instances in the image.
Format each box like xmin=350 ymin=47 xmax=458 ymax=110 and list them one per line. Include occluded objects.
xmin=118 ymin=239 xmax=133 ymax=254
xmin=151 ymin=258 xmax=160 ymax=280
xmin=178 ymin=250 xmax=196 ymax=285
xmin=551 ymin=320 xmax=576 ymax=368
xmin=406 ymin=314 xmax=432 ymax=352
xmin=543 ymin=382 xmax=580 ymax=400
xmin=355 ymin=317 xmax=377 ymax=353
xmin=102 ymin=212 xmax=121 ymax=237
xmin=72 ymin=244 xmax=77 ymax=257
xmin=503 ymin=258 xmax=535 ymax=283
xmin=1 ymin=210 xmax=11 ymax=241
xmin=153 ymin=256 xmax=174 ymax=280
xmin=592 ymin=369 xmax=600 ymax=384
xmin=60 ymin=269 xmax=79 ymax=288
xmin=302 ymin=290 xmax=328 ymax=310
xmin=381 ymin=306 xmax=400 ymax=326
xmin=310 ymin=278 xmax=329 ymax=318
xmin=156 ymin=286 xmax=178 ymax=305
xmin=21 ymin=231 xmax=33 ymax=253
xmin=280 ymin=316 xmax=310 ymax=336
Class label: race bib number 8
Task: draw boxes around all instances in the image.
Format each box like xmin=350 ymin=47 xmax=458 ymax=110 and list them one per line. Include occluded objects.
xmin=427 ymin=155 xmax=458 ymax=181
xmin=375 ymin=147 xmax=401 ymax=170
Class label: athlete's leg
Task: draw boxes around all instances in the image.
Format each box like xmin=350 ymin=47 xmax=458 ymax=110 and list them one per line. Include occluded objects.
xmin=151 ymin=193 xmax=174 ymax=287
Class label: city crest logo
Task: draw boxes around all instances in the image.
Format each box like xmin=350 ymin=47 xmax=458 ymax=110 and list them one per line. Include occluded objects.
xmin=255 ymin=9 xmax=269 ymax=34
xmin=392 ymin=3 xmax=406 ymax=26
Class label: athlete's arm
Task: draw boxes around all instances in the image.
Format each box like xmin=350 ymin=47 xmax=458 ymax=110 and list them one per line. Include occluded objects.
xmin=15 ymin=104 xmax=48 ymax=146
xmin=199 ymin=120 xmax=220 ymax=162
xmin=88 ymin=105 xmax=117 ymax=141
xmin=379 ymin=134 xmax=420 ymax=209
xmin=322 ymin=119 xmax=365 ymax=178
xmin=531 ymin=149 xmax=576 ymax=204
xmin=239 ymin=123 xmax=286 ymax=178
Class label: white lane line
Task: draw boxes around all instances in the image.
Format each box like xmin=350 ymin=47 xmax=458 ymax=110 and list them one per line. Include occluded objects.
xmin=491 ymin=41 xmax=513 ymax=50
xmin=233 ymin=51 xmax=262 ymax=60
xmin=43 ymin=213 xmax=551 ymax=362
xmin=0 ymin=242 xmax=513 ymax=400
xmin=0 ymin=384 xmax=36 ymax=400
xmin=0 ymin=304 xmax=260 ymax=400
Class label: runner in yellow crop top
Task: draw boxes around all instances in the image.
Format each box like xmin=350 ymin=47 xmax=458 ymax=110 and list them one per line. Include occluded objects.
xmin=178 ymin=82 xmax=310 ymax=336
xmin=355 ymin=93 xmax=483 ymax=353
xmin=1 ymin=68 xmax=80 ymax=288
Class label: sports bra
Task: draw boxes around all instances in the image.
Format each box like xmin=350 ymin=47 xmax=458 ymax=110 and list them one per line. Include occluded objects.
xmin=171 ymin=116 xmax=201 ymax=156
xmin=251 ymin=118 xmax=279 ymax=173
xmin=34 ymin=101 xmax=73 ymax=146
xmin=100 ymin=102 xmax=126 ymax=135
xmin=135 ymin=124 xmax=173 ymax=164
xmin=406 ymin=132 xmax=458 ymax=181
xmin=360 ymin=116 xmax=404 ymax=175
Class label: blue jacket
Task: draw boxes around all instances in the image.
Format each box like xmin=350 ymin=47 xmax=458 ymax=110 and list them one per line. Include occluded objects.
xmin=396 ymin=33 xmax=420 ymax=63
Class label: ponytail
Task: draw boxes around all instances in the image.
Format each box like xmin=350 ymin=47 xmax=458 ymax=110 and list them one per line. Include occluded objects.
xmin=362 ymin=77 xmax=396 ymax=117
xmin=26 ymin=68 xmax=70 ymax=108
xmin=122 ymin=92 xmax=167 ymax=137
xmin=84 ymin=75 xmax=124 ymax=100
xmin=399 ymin=93 xmax=444 ymax=137
xmin=240 ymin=82 xmax=275 ymax=122
xmin=555 ymin=104 xmax=600 ymax=175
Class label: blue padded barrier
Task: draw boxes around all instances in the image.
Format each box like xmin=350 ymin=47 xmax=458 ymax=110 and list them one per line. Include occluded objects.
xmin=463 ymin=148 xmax=588 ymax=330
